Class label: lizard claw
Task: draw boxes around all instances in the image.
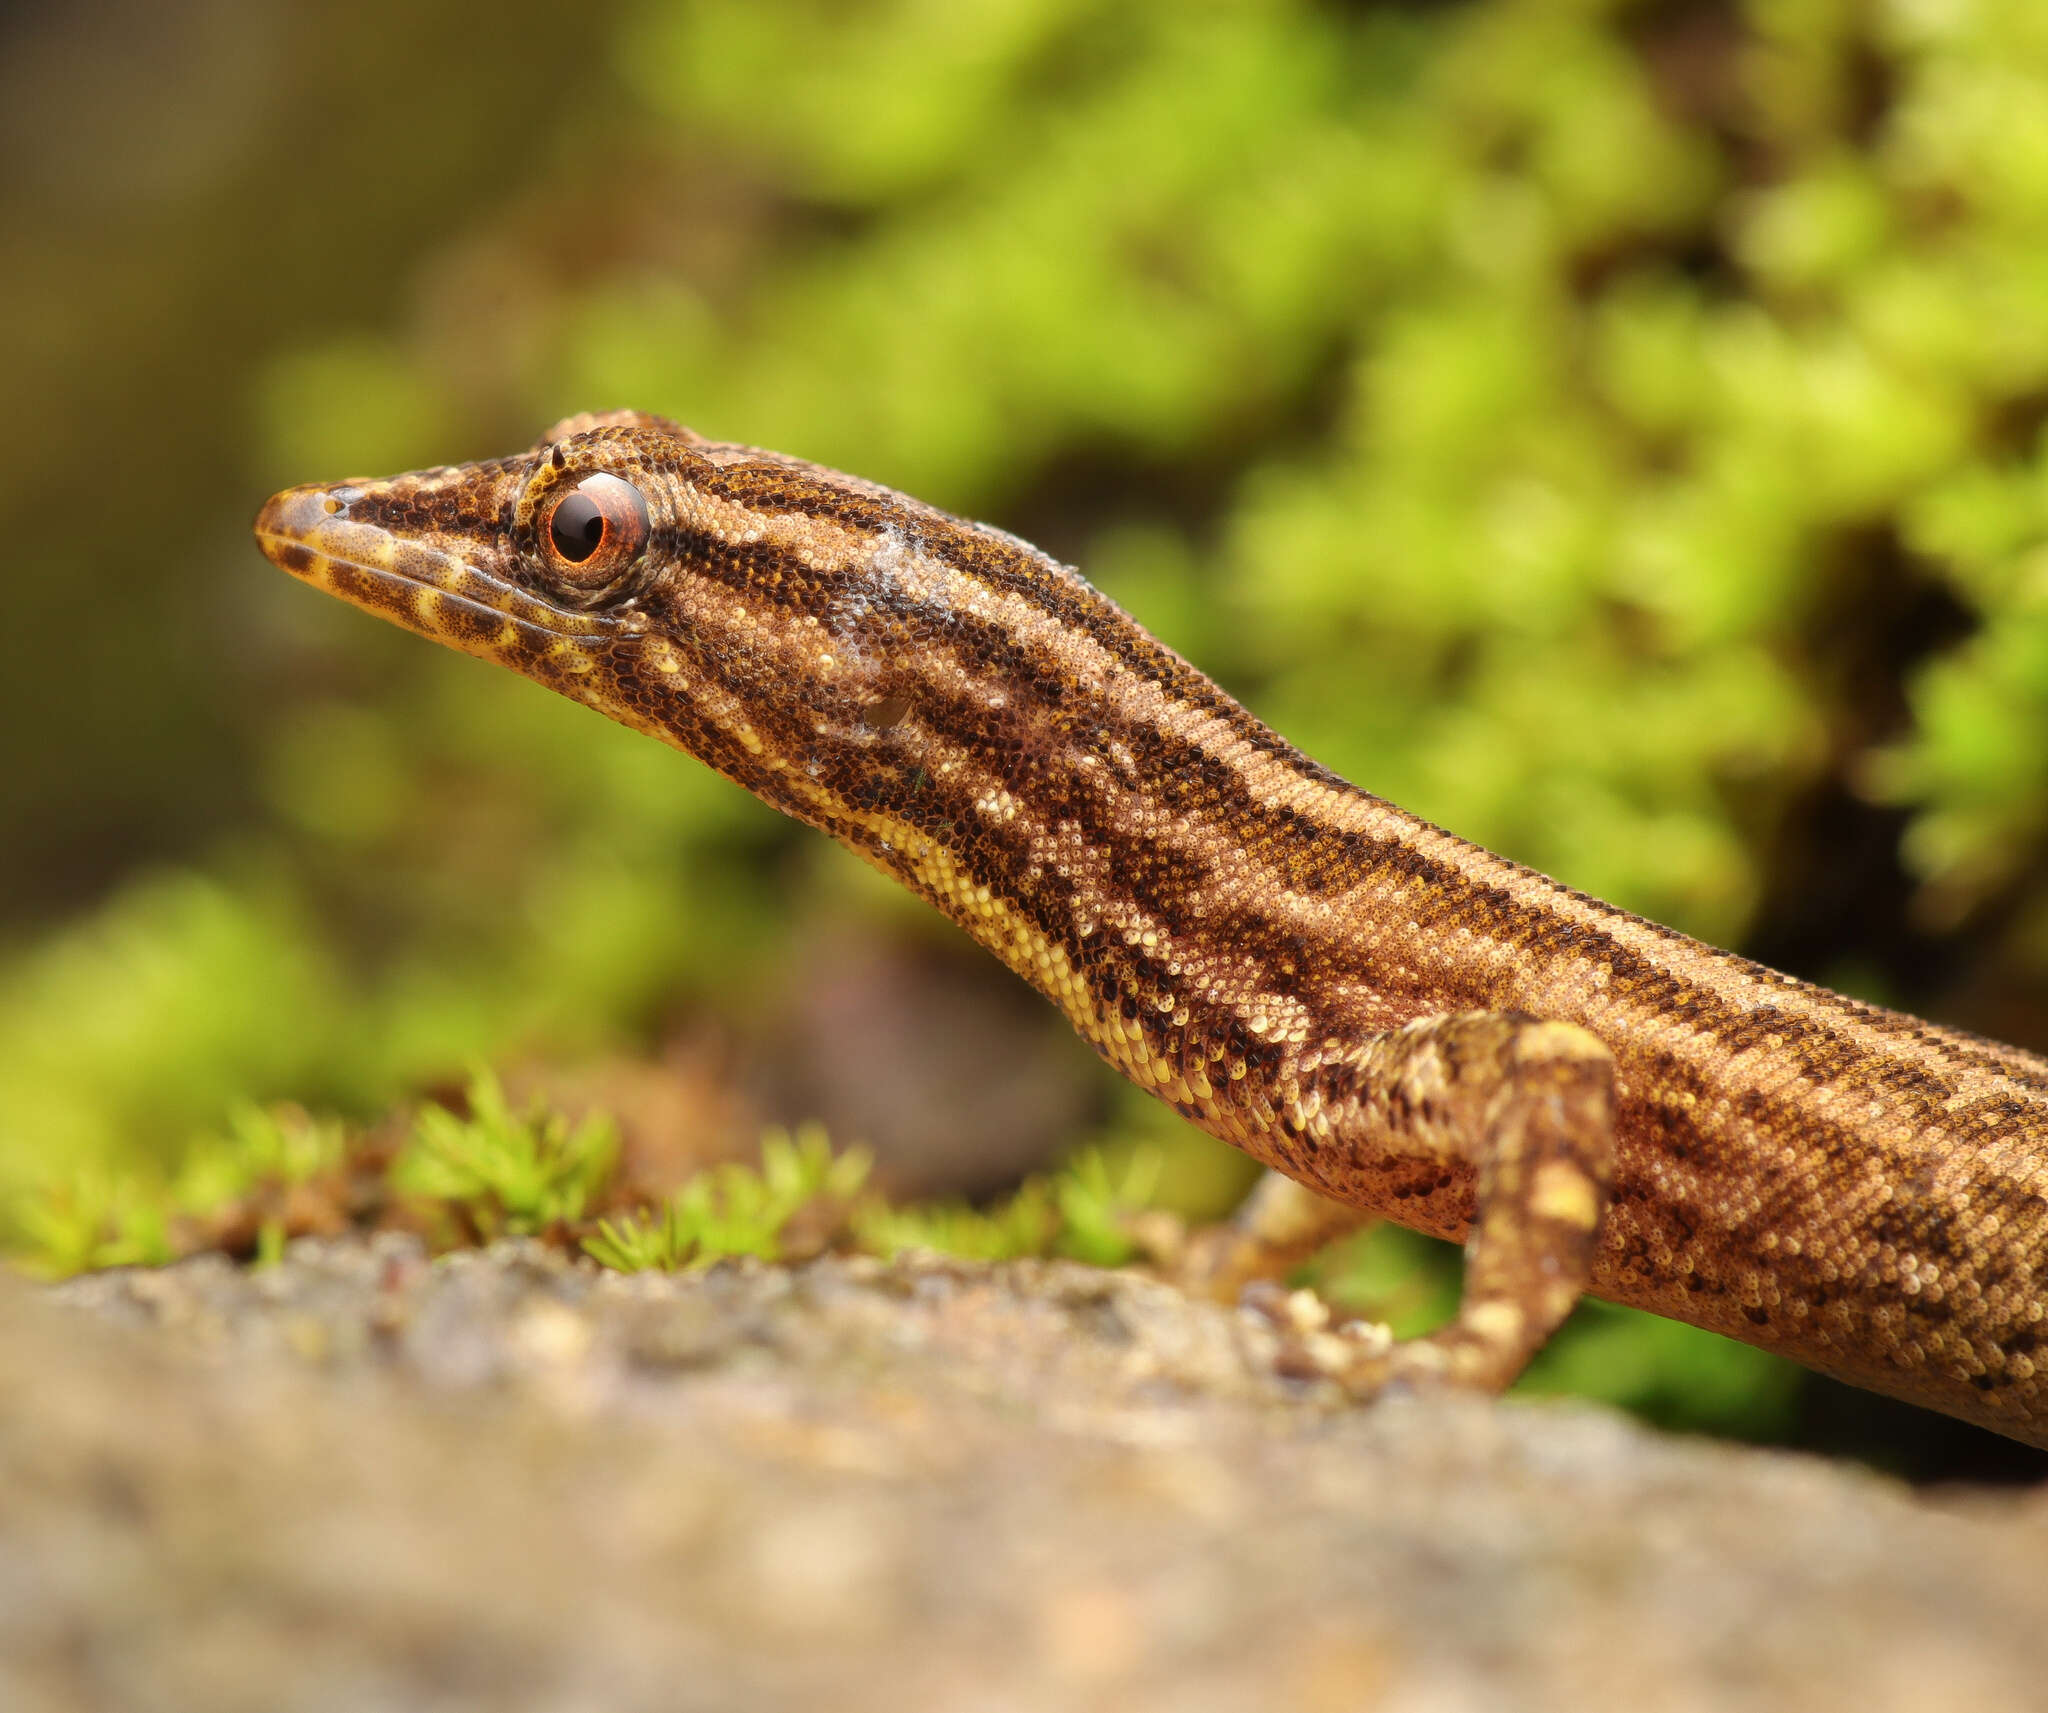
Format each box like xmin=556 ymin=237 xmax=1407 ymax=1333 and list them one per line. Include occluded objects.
xmin=1237 ymin=1282 xmax=1399 ymax=1395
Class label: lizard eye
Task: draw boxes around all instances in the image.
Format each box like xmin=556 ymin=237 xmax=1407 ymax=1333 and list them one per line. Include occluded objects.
xmin=540 ymin=473 xmax=649 ymax=591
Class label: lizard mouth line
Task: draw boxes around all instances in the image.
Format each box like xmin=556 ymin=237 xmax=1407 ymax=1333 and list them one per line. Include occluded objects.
xmin=254 ymin=487 xmax=605 ymax=644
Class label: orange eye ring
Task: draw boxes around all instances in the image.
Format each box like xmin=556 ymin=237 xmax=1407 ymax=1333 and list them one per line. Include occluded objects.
xmin=541 ymin=472 xmax=650 ymax=590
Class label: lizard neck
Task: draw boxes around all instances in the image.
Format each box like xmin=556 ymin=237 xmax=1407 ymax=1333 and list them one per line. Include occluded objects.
xmin=617 ymin=454 xmax=1438 ymax=1122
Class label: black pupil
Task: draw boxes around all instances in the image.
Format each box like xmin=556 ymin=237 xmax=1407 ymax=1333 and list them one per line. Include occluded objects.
xmin=550 ymin=493 xmax=607 ymax=562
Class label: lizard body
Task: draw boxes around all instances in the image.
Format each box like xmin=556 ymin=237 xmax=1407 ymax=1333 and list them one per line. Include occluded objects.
xmin=255 ymin=411 xmax=2048 ymax=1447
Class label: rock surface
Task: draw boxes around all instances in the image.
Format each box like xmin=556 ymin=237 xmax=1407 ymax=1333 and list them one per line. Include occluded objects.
xmin=6 ymin=1236 xmax=2047 ymax=1712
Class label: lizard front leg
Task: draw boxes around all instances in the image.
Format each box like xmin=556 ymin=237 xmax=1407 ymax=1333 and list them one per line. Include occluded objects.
xmin=1244 ymin=1011 xmax=1618 ymax=1395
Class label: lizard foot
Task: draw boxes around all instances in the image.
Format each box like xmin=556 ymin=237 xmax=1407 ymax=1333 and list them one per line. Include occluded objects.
xmin=1238 ymin=1279 xmax=1539 ymax=1399
xmin=1238 ymin=1279 xmax=1404 ymax=1397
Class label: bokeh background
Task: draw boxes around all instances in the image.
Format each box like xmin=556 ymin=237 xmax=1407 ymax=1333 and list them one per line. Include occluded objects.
xmin=6 ymin=0 xmax=2048 ymax=1475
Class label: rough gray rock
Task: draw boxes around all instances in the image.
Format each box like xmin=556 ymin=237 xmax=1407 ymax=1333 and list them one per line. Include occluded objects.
xmin=6 ymin=1237 xmax=2047 ymax=1712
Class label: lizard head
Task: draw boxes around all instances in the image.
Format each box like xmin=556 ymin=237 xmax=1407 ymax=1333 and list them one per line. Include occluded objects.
xmin=252 ymin=409 xmax=1111 ymax=839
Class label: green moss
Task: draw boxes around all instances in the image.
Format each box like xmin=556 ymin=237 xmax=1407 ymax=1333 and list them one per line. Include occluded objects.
xmin=852 ymin=1144 xmax=1169 ymax=1267
xmin=391 ymin=1071 xmax=618 ymax=1240
xmin=7 ymin=1101 xmax=344 ymax=1280
xmin=584 ymin=1124 xmax=870 ymax=1272
xmin=1049 ymin=1145 xmax=1165 ymax=1268
xmin=8 ymin=1169 xmax=176 ymax=1280
xmin=579 ymin=1133 xmax=1177 ymax=1274
xmin=173 ymin=1103 xmax=349 ymax=1217
xmin=852 ymin=1182 xmax=1062 ymax=1265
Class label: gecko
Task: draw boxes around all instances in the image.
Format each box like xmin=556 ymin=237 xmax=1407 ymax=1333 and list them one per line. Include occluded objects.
xmin=254 ymin=410 xmax=2048 ymax=1449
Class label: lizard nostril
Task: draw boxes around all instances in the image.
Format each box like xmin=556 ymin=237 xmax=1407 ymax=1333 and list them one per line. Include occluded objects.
xmin=254 ymin=485 xmax=360 ymax=559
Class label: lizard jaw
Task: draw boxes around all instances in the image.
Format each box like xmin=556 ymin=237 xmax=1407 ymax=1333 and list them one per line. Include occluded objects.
xmin=255 ymin=481 xmax=615 ymax=653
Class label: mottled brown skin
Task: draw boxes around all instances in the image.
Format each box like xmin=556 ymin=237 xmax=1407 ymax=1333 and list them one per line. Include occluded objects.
xmin=256 ymin=411 xmax=2048 ymax=1447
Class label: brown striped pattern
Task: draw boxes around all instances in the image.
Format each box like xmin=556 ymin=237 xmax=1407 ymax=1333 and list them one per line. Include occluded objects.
xmin=255 ymin=411 xmax=2048 ymax=1447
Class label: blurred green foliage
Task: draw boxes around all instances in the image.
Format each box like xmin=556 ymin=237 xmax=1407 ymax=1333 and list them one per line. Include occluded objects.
xmin=587 ymin=1122 xmax=871 ymax=1270
xmin=15 ymin=1101 xmax=347 ymax=1279
xmin=7 ymin=0 xmax=2048 ymax=1454
xmin=393 ymin=1071 xmax=621 ymax=1241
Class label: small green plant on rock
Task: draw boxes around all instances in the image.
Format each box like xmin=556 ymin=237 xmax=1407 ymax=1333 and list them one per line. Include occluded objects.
xmin=172 ymin=1102 xmax=348 ymax=1218
xmin=392 ymin=1070 xmax=618 ymax=1239
xmin=584 ymin=1122 xmax=870 ymax=1271
xmin=9 ymin=1168 xmax=175 ymax=1279
xmin=852 ymin=1176 xmax=1061 ymax=1263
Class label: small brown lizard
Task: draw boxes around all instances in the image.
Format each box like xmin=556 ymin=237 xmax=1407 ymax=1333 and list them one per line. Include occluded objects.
xmin=255 ymin=411 xmax=2048 ymax=1448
